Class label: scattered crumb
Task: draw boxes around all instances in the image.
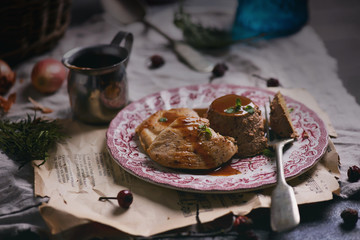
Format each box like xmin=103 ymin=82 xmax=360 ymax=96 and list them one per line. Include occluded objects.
xmin=302 ymin=131 xmax=309 ymax=139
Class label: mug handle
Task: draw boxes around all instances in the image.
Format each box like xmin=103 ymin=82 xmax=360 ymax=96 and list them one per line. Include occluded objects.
xmin=111 ymin=31 xmax=133 ymax=67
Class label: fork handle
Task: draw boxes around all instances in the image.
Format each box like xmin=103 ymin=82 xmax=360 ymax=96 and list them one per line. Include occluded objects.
xmin=274 ymin=139 xmax=294 ymax=184
xmin=271 ymin=139 xmax=300 ymax=232
xmin=275 ymin=142 xmax=286 ymax=184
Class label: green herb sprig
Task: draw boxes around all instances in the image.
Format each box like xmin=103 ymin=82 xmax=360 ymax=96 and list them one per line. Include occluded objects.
xmin=174 ymin=4 xmax=234 ymax=49
xmin=173 ymin=3 xmax=264 ymax=49
xmin=225 ymin=98 xmax=242 ymax=114
xmin=262 ymin=148 xmax=275 ymax=158
xmin=0 ymin=114 xmax=67 ymax=168
xmin=198 ymin=124 xmax=212 ymax=139
xmin=244 ymin=105 xmax=255 ymax=114
xmin=158 ymin=117 xmax=168 ymax=122
xmin=224 ymin=98 xmax=255 ymax=114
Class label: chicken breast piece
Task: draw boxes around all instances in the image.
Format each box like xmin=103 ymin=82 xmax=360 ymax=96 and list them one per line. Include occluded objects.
xmin=147 ymin=117 xmax=238 ymax=170
xmin=135 ymin=108 xmax=199 ymax=152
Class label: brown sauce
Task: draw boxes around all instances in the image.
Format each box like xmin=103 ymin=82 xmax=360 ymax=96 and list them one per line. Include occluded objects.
xmin=208 ymin=163 xmax=241 ymax=176
xmin=172 ymin=117 xmax=214 ymax=168
xmin=209 ymin=94 xmax=254 ymax=116
xmin=193 ymin=108 xmax=208 ymax=118
xmin=185 ymin=162 xmax=241 ymax=176
xmin=160 ymin=111 xmax=184 ymax=126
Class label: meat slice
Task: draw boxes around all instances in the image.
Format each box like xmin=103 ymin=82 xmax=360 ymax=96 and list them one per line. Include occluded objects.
xmin=135 ymin=108 xmax=199 ymax=152
xmin=147 ymin=117 xmax=238 ymax=170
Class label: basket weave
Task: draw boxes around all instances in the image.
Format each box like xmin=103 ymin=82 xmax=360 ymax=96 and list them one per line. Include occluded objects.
xmin=0 ymin=0 xmax=72 ymax=65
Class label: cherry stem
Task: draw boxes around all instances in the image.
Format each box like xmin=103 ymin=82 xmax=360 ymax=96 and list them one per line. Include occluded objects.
xmin=252 ymin=74 xmax=267 ymax=81
xmin=99 ymin=196 xmax=117 ymax=201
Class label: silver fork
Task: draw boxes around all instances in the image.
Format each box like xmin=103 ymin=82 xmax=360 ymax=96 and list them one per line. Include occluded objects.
xmin=264 ymin=103 xmax=300 ymax=232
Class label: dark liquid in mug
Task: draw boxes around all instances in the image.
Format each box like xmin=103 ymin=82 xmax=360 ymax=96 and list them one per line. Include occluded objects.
xmin=71 ymin=53 xmax=122 ymax=68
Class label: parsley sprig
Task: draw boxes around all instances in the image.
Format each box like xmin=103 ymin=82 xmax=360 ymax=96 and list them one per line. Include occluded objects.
xmin=0 ymin=114 xmax=67 ymax=168
xmin=244 ymin=105 xmax=255 ymax=114
xmin=158 ymin=117 xmax=168 ymax=122
xmin=198 ymin=124 xmax=212 ymax=139
xmin=225 ymin=98 xmax=242 ymax=114
xmin=224 ymin=98 xmax=255 ymax=114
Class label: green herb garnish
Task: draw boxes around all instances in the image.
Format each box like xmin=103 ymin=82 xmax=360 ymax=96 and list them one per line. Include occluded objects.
xmin=244 ymin=105 xmax=255 ymax=114
xmin=159 ymin=117 xmax=168 ymax=122
xmin=173 ymin=2 xmax=263 ymax=49
xmin=263 ymin=148 xmax=275 ymax=158
xmin=173 ymin=4 xmax=234 ymax=49
xmin=198 ymin=124 xmax=212 ymax=139
xmin=288 ymin=107 xmax=294 ymax=113
xmin=0 ymin=114 xmax=67 ymax=168
xmin=225 ymin=98 xmax=242 ymax=114
xmin=236 ymin=98 xmax=241 ymax=109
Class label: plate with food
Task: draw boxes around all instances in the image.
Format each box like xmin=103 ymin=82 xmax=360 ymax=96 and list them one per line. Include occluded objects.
xmin=106 ymin=84 xmax=328 ymax=193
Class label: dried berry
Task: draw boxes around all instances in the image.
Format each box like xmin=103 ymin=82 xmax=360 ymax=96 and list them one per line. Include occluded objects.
xmin=99 ymin=189 xmax=133 ymax=208
xmin=347 ymin=165 xmax=360 ymax=182
xmin=233 ymin=215 xmax=253 ymax=232
xmin=117 ymin=190 xmax=133 ymax=208
xmin=252 ymin=74 xmax=281 ymax=87
xmin=341 ymin=208 xmax=358 ymax=228
xmin=212 ymin=63 xmax=228 ymax=77
xmin=266 ymin=78 xmax=280 ymax=87
xmin=149 ymin=55 xmax=165 ymax=69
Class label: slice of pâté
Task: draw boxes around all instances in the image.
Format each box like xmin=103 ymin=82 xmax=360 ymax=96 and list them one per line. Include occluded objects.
xmin=270 ymin=92 xmax=298 ymax=138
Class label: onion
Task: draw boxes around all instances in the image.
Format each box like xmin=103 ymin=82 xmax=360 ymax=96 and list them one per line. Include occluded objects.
xmin=31 ymin=58 xmax=67 ymax=94
xmin=0 ymin=59 xmax=16 ymax=95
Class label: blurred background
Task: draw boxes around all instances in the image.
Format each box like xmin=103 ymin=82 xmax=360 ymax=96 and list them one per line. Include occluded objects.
xmin=1 ymin=0 xmax=359 ymax=104
xmin=310 ymin=0 xmax=360 ymax=105
xmin=70 ymin=0 xmax=360 ymax=104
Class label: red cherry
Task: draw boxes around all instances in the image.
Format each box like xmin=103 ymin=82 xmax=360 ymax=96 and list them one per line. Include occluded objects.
xmin=117 ymin=190 xmax=133 ymax=208
xmin=252 ymin=74 xmax=281 ymax=87
xmin=98 ymin=190 xmax=133 ymax=208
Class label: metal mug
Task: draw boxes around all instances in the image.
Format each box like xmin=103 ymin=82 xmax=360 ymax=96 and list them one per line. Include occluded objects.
xmin=62 ymin=31 xmax=133 ymax=124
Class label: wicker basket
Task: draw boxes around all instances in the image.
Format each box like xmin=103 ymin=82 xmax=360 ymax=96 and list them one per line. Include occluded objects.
xmin=0 ymin=0 xmax=72 ymax=65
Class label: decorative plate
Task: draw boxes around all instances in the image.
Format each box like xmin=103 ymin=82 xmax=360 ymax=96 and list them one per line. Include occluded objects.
xmin=106 ymin=84 xmax=328 ymax=193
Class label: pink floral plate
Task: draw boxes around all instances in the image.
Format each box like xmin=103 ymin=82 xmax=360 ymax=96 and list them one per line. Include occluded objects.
xmin=106 ymin=84 xmax=328 ymax=193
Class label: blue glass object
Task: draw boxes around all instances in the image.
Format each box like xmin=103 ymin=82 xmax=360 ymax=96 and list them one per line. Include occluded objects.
xmin=232 ymin=0 xmax=309 ymax=40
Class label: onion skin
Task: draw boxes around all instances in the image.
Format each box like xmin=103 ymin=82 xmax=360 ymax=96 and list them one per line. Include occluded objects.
xmin=0 ymin=59 xmax=16 ymax=95
xmin=31 ymin=58 xmax=67 ymax=94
